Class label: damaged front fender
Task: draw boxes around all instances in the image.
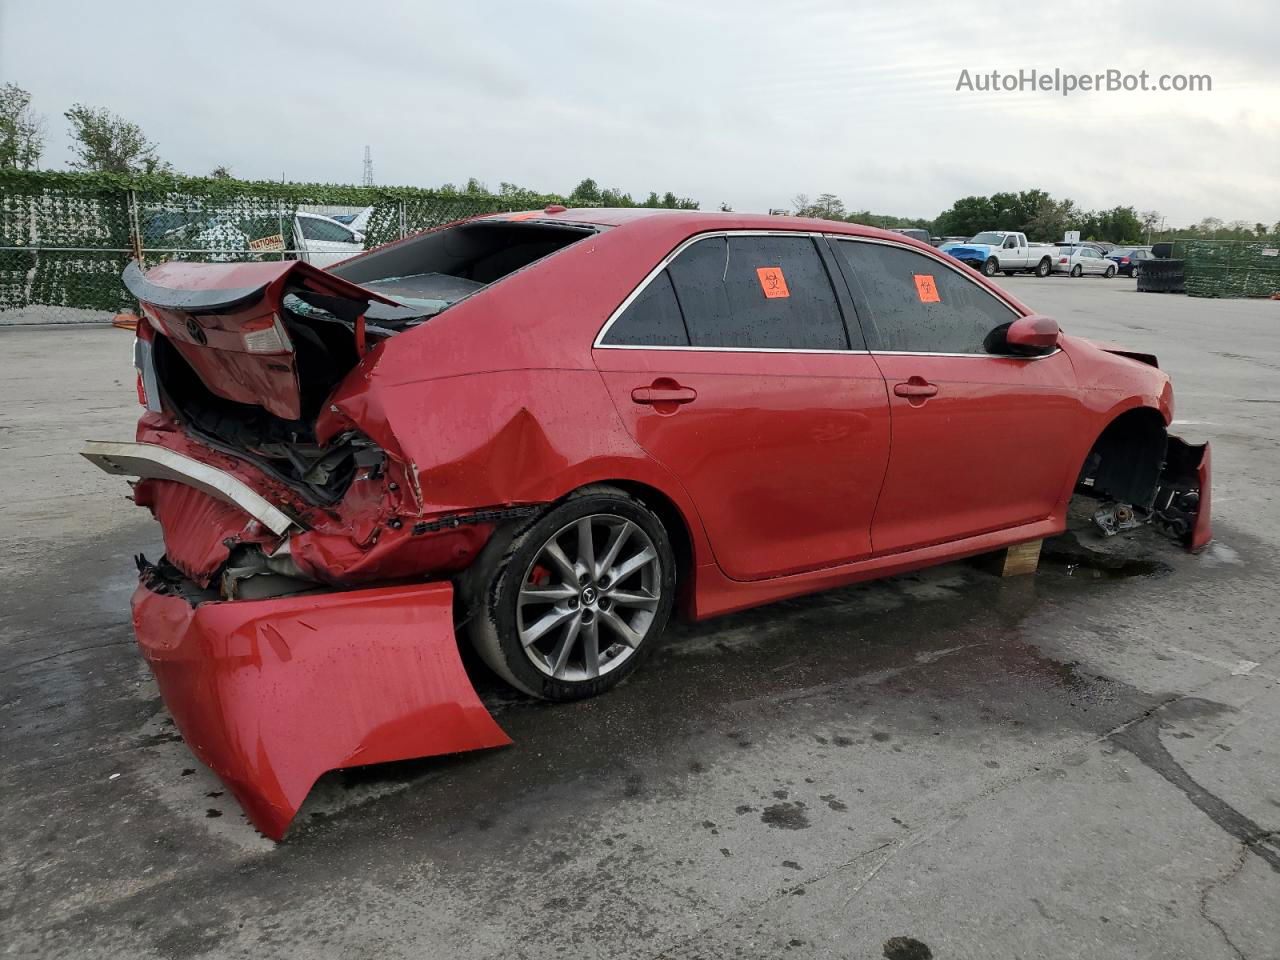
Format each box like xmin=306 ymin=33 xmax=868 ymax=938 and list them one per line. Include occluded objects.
xmin=132 ymin=577 xmax=511 ymax=840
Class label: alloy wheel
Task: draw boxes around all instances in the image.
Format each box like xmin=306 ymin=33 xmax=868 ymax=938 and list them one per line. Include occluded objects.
xmin=516 ymin=514 xmax=662 ymax=681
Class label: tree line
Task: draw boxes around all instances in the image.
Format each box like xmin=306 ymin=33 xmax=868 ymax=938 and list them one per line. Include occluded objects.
xmin=3 ymin=82 xmax=1274 ymax=242
xmin=789 ymin=188 xmax=1280 ymax=244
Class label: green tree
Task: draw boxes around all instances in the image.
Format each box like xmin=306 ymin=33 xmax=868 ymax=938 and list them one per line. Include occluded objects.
xmin=599 ymin=186 xmax=634 ymax=206
xmin=65 ymin=103 xmax=170 ymax=174
xmin=569 ymin=178 xmax=602 ymax=205
xmin=1092 ymin=206 xmax=1143 ymax=243
xmin=208 ymin=164 xmax=233 ymax=179
xmin=0 ymin=83 xmax=45 ymax=169
xmin=792 ymin=192 xmax=846 ymax=219
xmin=660 ymin=190 xmax=698 ymax=210
xmin=1026 ymin=196 xmax=1075 ymax=242
xmin=935 ymin=195 xmax=996 ymax=237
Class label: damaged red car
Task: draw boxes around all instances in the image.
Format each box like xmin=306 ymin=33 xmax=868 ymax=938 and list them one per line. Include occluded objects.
xmin=83 ymin=208 xmax=1209 ymax=839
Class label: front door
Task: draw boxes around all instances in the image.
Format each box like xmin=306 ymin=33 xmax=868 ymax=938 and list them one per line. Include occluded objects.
xmin=594 ymin=232 xmax=891 ymax=581
xmin=294 ymin=214 xmax=363 ymax=268
xmin=1003 ymin=233 xmax=1025 ymax=269
xmin=829 ymin=237 xmax=1084 ymax=555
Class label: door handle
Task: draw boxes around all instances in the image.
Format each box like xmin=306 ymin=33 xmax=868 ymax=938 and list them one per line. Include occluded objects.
xmin=632 ymin=385 xmax=697 ymax=405
xmin=893 ymin=379 xmax=938 ymax=399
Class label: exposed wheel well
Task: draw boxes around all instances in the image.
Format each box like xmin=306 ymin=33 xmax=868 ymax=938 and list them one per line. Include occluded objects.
xmin=593 ymin=480 xmax=695 ymax=603
xmin=1077 ymin=407 xmax=1168 ymax=508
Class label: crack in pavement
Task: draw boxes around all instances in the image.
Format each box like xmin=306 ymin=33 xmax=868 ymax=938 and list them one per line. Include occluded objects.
xmin=1197 ymin=844 xmax=1249 ymax=960
xmin=1109 ymin=707 xmax=1280 ymax=874
xmin=644 ymin=840 xmax=896 ymax=960
xmin=10 ymin=638 xmax=136 ymax=671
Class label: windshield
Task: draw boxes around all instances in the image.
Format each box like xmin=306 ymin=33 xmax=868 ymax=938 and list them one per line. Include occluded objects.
xmin=968 ymin=232 xmax=1006 ymax=245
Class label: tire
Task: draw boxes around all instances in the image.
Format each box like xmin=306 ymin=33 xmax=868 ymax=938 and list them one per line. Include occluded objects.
xmin=1070 ymin=264 xmax=1083 ymax=278
xmin=1104 ymin=265 xmax=1116 ymax=278
xmin=982 ymin=257 xmax=999 ymax=277
xmin=1035 ymin=258 xmax=1051 ymax=278
xmin=468 ymin=486 xmax=677 ymax=701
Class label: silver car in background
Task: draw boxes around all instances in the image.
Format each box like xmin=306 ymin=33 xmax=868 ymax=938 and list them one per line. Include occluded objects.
xmin=1053 ymin=243 xmax=1117 ymax=277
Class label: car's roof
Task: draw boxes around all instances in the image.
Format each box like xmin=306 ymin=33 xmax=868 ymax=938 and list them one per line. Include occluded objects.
xmin=484 ymin=207 xmax=928 ymax=245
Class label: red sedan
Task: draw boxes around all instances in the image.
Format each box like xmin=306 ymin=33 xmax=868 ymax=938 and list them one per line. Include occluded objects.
xmin=85 ymin=208 xmax=1209 ymax=838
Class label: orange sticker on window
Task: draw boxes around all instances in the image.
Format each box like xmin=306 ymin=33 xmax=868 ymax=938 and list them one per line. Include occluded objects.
xmin=756 ymin=266 xmax=790 ymax=298
xmin=913 ymin=274 xmax=940 ymax=303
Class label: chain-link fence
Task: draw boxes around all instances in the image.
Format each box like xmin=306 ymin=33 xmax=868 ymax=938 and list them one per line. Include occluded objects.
xmin=1 ymin=170 xmax=555 ymax=323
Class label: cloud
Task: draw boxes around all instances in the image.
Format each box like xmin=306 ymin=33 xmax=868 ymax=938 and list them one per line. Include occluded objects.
xmin=2 ymin=0 xmax=1275 ymax=225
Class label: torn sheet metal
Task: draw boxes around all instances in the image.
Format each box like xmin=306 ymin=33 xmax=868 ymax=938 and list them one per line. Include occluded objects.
xmin=1154 ymin=437 xmax=1212 ymax=551
xmin=133 ymin=478 xmax=276 ymax=586
xmin=131 ymin=576 xmax=511 ymax=840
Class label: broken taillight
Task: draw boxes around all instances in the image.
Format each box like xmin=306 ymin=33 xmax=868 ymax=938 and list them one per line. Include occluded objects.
xmin=133 ymin=329 xmax=162 ymax=414
xmin=240 ymin=315 xmax=292 ymax=354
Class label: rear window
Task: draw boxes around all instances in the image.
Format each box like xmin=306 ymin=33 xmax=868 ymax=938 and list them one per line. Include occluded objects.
xmin=330 ymin=220 xmax=595 ymax=320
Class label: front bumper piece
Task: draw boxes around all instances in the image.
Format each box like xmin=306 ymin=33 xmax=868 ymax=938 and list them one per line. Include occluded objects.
xmin=1155 ymin=436 xmax=1212 ymax=551
xmin=132 ymin=577 xmax=510 ymax=840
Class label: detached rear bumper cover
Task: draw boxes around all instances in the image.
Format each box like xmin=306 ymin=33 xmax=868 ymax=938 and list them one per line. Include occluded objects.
xmin=132 ymin=579 xmax=510 ymax=840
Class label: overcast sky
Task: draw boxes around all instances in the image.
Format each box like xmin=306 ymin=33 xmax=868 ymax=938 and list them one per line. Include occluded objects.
xmin=2 ymin=0 xmax=1276 ymax=225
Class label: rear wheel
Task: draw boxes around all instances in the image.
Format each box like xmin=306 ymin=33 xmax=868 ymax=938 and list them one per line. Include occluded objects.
xmin=1035 ymin=257 xmax=1051 ymax=277
xmin=1070 ymin=264 xmax=1083 ymax=277
xmin=982 ymin=257 xmax=999 ymax=277
xmin=469 ymin=488 xmax=676 ymax=701
xmin=1104 ymin=265 xmax=1116 ymax=278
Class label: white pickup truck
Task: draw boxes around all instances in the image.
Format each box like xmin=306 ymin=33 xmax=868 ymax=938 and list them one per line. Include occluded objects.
xmin=940 ymin=231 xmax=1056 ymax=278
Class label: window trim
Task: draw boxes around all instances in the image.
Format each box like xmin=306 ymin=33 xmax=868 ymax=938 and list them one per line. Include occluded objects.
xmin=593 ymin=229 xmax=1058 ymax=360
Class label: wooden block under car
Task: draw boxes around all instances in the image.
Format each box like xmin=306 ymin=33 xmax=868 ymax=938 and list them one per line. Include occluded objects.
xmin=985 ymin=539 xmax=1042 ymax=577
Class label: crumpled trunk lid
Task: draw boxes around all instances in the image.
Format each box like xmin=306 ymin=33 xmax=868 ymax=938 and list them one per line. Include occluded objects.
xmin=123 ymin=259 xmax=398 ymax=420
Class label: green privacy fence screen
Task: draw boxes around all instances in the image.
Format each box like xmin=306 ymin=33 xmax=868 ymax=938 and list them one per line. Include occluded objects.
xmin=1175 ymin=238 xmax=1280 ymax=299
xmin=0 ymin=169 xmax=561 ymax=317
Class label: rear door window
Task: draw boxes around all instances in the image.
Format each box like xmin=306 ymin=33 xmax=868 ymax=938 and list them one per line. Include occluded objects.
xmin=665 ymin=235 xmax=848 ymax=350
xmin=834 ymin=240 xmax=1018 ymax=354
xmin=601 ymin=270 xmax=689 ymax=346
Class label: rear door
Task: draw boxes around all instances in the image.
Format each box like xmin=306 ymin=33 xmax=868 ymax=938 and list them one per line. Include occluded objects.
xmin=830 ymin=238 xmax=1083 ymax=554
xmin=593 ymin=232 xmax=891 ymax=581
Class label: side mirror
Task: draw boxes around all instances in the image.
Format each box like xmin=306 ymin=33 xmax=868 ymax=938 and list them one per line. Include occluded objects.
xmin=1005 ymin=313 xmax=1061 ymax=350
xmin=352 ymin=231 xmax=365 ymax=244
